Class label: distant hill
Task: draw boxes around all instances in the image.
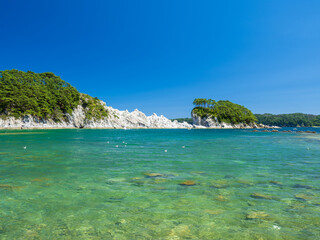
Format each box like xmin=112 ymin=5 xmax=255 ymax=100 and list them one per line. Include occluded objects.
xmin=255 ymin=113 xmax=320 ymax=127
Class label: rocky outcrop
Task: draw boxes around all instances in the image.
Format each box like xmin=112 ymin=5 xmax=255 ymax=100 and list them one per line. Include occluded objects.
xmin=0 ymin=100 xmax=274 ymax=129
xmin=192 ymin=112 xmax=265 ymax=129
xmin=0 ymin=101 xmax=192 ymax=129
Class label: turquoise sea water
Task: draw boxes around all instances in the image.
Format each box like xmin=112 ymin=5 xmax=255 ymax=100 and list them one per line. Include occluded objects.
xmin=0 ymin=128 xmax=320 ymax=239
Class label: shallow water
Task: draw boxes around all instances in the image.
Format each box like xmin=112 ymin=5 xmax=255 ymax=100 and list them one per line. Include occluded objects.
xmin=0 ymin=128 xmax=320 ymax=239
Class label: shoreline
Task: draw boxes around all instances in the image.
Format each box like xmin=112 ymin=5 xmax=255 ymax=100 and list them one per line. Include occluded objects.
xmin=0 ymin=127 xmax=270 ymax=130
xmin=1 ymin=127 xmax=319 ymax=132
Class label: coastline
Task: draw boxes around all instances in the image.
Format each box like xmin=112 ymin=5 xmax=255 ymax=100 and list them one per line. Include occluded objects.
xmin=0 ymin=127 xmax=263 ymax=130
xmin=0 ymin=105 xmax=270 ymax=130
xmin=0 ymin=126 xmax=277 ymax=130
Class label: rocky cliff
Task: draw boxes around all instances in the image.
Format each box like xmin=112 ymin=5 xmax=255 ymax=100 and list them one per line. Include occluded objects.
xmin=192 ymin=112 xmax=263 ymax=129
xmin=0 ymin=101 xmax=192 ymax=129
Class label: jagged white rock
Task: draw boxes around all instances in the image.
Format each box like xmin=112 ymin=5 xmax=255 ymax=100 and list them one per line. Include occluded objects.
xmin=0 ymin=101 xmax=192 ymax=129
xmin=0 ymin=100 xmax=271 ymax=129
xmin=191 ymin=112 xmax=263 ymax=129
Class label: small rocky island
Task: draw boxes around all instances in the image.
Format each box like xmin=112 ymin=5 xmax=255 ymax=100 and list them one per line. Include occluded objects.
xmin=191 ymin=98 xmax=265 ymax=128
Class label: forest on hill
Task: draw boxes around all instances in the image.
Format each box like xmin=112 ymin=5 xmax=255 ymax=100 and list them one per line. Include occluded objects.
xmin=191 ymin=98 xmax=257 ymax=124
xmin=255 ymin=113 xmax=320 ymax=127
xmin=0 ymin=70 xmax=108 ymax=121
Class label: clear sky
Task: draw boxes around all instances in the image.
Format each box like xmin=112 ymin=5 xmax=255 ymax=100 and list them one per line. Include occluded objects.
xmin=1 ymin=0 xmax=320 ymax=118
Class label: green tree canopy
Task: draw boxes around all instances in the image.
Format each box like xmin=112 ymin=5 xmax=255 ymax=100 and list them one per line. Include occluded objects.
xmin=192 ymin=98 xmax=257 ymax=124
xmin=0 ymin=70 xmax=110 ymax=121
xmin=0 ymin=70 xmax=80 ymax=120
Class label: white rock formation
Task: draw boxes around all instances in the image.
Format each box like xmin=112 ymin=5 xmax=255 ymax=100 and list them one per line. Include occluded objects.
xmin=0 ymin=101 xmax=192 ymax=129
xmin=191 ymin=112 xmax=261 ymax=129
xmin=0 ymin=100 xmax=270 ymax=129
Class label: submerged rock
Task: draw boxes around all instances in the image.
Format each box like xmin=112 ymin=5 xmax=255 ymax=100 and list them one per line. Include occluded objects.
xmin=294 ymin=193 xmax=312 ymax=201
xmin=215 ymin=195 xmax=227 ymax=202
xmin=224 ymin=175 xmax=234 ymax=179
xmin=211 ymin=183 xmax=228 ymax=189
xmin=165 ymin=173 xmax=179 ymax=178
xmin=301 ymin=161 xmax=313 ymax=164
xmin=115 ymin=219 xmax=127 ymax=226
xmin=130 ymin=178 xmax=145 ymax=186
xmin=143 ymin=173 xmax=164 ymax=178
xmin=168 ymin=224 xmax=191 ymax=239
xmin=269 ymin=180 xmax=283 ymax=186
xmin=0 ymin=184 xmax=25 ymax=190
xmin=191 ymin=171 xmax=206 ymax=175
xmin=153 ymin=178 xmax=168 ymax=184
xmin=210 ymin=180 xmax=229 ymax=189
xmin=246 ymin=211 xmax=269 ymax=220
xmin=305 ymin=131 xmax=316 ymax=134
xmin=179 ymin=180 xmax=196 ymax=186
xmin=204 ymin=209 xmax=224 ymax=215
xmin=293 ymin=184 xmax=312 ymax=189
xmin=237 ymin=179 xmax=254 ymax=186
xmin=32 ymin=177 xmax=49 ymax=182
xmin=247 ymin=201 xmax=256 ymax=206
xmin=107 ymin=197 xmax=124 ymax=203
xmin=250 ymin=193 xmax=273 ymax=200
xmin=106 ymin=178 xmax=127 ymax=184
xmin=287 ymin=203 xmax=305 ymax=210
xmin=131 ymin=177 xmax=143 ymax=180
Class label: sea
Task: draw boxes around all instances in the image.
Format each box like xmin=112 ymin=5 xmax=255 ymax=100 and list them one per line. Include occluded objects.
xmin=0 ymin=128 xmax=319 ymax=239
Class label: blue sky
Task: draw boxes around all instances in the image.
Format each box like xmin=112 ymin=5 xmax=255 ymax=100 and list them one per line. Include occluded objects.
xmin=1 ymin=0 xmax=320 ymax=118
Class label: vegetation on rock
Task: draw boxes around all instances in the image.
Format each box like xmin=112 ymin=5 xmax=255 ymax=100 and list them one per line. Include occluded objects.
xmin=0 ymin=70 xmax=108 ymax=121
xmin=192 ymin=98 xmax=257 ymax=124
xmin=80 ymin=94 xmax=108 ymax=120
xmin=0 ymin=70 xmax=79 ymax=120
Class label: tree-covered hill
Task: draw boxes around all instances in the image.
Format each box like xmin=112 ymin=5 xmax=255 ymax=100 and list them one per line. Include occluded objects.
xmin=255 ymin=113 xmax=320 ymax=127
xmin=0 ymin=70 xmax=108 ymax=121
xmin=192 ymin=98 xmax=257 ymax=124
